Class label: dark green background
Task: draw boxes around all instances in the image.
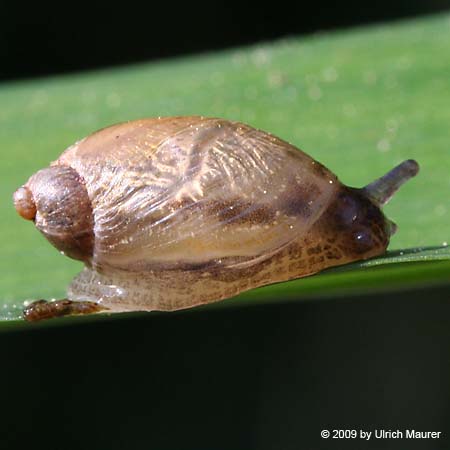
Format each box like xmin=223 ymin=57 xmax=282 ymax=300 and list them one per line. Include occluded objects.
xmin=2 ymin=0 xmax=450 ymax=81
xmin=2 ymin=284 xmax=449 ymax=449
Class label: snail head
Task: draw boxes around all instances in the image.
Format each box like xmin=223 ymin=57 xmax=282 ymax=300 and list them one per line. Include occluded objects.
xmin=318 ymin=160 xmax=419 ymax=260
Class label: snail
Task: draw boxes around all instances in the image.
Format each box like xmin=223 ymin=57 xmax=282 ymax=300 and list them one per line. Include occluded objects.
xmin=13 ymin=116 xmax=419 ymax=321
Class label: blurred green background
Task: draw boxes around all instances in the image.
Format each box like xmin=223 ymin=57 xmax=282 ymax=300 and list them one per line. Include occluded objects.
xmin=0 ymin=10 xmax=449 ymax=450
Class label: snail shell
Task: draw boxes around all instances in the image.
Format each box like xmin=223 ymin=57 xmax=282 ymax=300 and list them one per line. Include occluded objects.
xmin=14 ymin=116 xmax=419 ymax=320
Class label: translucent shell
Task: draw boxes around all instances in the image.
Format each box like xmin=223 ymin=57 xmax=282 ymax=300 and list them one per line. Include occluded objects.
xmin=57 ymin=117 xmax=339 ymax=272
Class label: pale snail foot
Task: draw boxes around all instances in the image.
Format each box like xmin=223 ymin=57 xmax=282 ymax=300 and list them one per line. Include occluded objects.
xmin=23 ymin=299 xmax=108 ymax=322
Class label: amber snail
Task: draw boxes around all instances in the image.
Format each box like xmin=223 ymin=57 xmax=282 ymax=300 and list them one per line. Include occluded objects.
xmin=13 ymin=116 xmax=419 ymax=321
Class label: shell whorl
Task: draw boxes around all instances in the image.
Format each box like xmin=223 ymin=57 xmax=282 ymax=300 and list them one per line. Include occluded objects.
xmin=57 ymin=117 xmax=339 ymax=271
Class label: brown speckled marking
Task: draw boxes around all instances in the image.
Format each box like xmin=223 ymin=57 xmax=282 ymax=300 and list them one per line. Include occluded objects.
xmin=324 ymin=248 xmax=343 ymax=260
xmin=307 ymin=244 xmax=322 ymax=256
xmin=287 ymin=242 xmax=303 ymax=258
xmin=23 ymin=299 xmax=107 ymax=322
xmin=212 ymin=199 xmax=276 ymax=224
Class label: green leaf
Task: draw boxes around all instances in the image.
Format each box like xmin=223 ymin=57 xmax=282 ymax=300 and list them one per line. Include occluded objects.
xmin=1 ymin=13 xmax=449 ymax=327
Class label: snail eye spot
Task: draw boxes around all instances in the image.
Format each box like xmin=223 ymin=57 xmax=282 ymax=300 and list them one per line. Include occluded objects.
xmin=353 ymin=230 xmax=373 ymax=253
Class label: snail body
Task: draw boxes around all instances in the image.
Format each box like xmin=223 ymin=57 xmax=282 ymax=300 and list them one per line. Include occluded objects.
xmin=14 ymin=116 xmax=419 ymax=321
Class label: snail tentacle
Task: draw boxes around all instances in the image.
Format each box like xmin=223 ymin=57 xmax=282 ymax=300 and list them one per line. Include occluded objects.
xmin=362 ymin=159 xmax=419 ymax=206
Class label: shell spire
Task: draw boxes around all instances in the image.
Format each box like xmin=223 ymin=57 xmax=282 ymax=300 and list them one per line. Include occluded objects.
xmin=362 ymin=159 xmax=419 ymax=207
